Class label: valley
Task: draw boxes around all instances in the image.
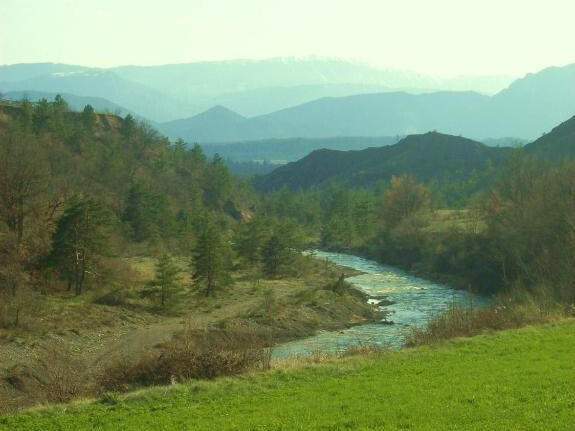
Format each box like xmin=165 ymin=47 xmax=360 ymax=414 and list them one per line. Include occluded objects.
xmin=2 ymin=4 xmax=575 ymax=427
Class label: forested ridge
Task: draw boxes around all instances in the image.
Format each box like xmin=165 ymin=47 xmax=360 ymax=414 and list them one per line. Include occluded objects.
xmin=0 ymin=96 xmax=267 ymax=311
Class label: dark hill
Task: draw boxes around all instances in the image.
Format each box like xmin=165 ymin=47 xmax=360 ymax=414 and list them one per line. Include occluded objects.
xmin=524 ymin=114 xmax=575 ymax=159
xmin=255 ymin=132 xmax=510 ymax=191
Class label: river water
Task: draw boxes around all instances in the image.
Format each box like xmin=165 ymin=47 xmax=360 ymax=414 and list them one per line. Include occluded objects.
xmin=273 ymin=250 xmax=485 ymax=357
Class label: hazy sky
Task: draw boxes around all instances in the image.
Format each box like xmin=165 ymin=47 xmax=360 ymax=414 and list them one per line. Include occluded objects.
xmin=1 ymin=0 xmax=574 ymax=77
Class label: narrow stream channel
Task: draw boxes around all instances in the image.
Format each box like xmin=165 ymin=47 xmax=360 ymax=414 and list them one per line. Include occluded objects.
xmin=273 ymin=250 xmax=486 ymax=357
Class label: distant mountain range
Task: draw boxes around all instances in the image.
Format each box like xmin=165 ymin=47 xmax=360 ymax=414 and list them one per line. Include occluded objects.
xmin=2 ymin=59 xmax=574 ymax=144
xmin=255 ymin=114 xmax=575 ymax=191
xmin=0 ymin=69 xmax=186 ymax=122
xmin=160 ymin=63 xmax=575 ymax=142
xmin=0 ymin=58 xmax=513 ymax=122
xmin=161 ymin=91 xmax=487 ymax=143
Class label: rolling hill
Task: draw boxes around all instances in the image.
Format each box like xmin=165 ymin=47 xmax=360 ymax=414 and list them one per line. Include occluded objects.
xmin=525 ymin=114 xmax=575 ymax=159
xmin=255 ymin=132 xmax=510 ymax=191
xmin=255 ymin=114 xmax=575 ymax=192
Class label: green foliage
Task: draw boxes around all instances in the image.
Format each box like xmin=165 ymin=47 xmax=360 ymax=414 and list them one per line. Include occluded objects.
xmin=381 ymin=174 xmax=431 ymax=229
xmin=192 ymin=219 xmax=233 ymax=296
xmin=141 ymin=254 xmax=181 ymax=307
xmin=482 ymin=155 xmax=575 ymax=301
xmin=81 ymin=104 xmax=96 ymax=131
xmin=234 ymin=216 xmax=271 ymax=267
xmin=0 ymin=99 xmax=254 ymax=303
xmin=261 ymin=220 xmax=306 ymax=278
xmin=203 ymin=154 xmax=233 ymax=210
xmin=120 ymin=114 xmax=136 ymax=138
xmin=48 ymin=197 xmax=112 ymax=295
xmin=122 ymin=184 xmax=175 ymax=244
xmin=321 ymin=215 xmax=355 ymax=249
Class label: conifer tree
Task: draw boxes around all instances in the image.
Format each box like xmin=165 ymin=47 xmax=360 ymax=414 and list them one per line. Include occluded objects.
xmin=235 ymin=216 xmax=270 ymax=267
xmin=204 ymin=154 xmax=232 ymax=210
xmin=49 ymin=197 xmax=112 ymax=296
xmin=81 ymin=104 xmax=96 ymax=131
xmin=142 ymin=254 xmax=181 ymax=307
xmin=192 ymin=219 xmax=233 ymax=296
xmin=262 ymin=234 xmax=283 ymax=277
xmin=121 ymin=114 xmax=136 ymax=138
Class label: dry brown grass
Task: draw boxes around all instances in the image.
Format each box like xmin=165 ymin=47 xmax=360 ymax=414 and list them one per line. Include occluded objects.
xmin=0 ymin=340 xmax=95 ymax=413
xmin=32 ymin=344 xmax=93 ymax=403
xmin=405 ymin=298 xmax=564 ymax=347
xmin=339 ymin=342 xmax=384 ymax=357
xmin=99 ymin=323 xmax=272 ymax=392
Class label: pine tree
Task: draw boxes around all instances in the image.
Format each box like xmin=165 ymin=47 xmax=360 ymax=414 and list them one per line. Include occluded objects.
xmin=192 ymin=220 xmax=233 ymax=296
xmin=142 ymin=254 xmax=181 ymax=307
xmin=261 ymin=220 xmax=306 ymax=278
xmin=81 ymin=104 xmax=96 ymax=131
xmin=262 ymin=235 xmax=284 ymax=277
xmin=49 ymin=197 xmax=112 ymax=296
xmin=121 ymin=114 xmax=136 ymax=138
xmin=204 ymin=154 xmax=232 ymax=210
xmin=235 ymin=216 xmax=271 ymax=267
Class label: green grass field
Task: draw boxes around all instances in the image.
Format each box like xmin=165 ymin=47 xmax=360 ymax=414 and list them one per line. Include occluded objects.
xmin=2 ymin=320 xmax=574 ymax=431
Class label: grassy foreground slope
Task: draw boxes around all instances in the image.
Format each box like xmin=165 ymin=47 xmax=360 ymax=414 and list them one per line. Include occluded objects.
xmin=2 ymin=320 xmax=574 ymax=431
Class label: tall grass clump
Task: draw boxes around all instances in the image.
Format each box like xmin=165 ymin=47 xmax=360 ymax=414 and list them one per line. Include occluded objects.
xmin=405 ymin=289 xmax=569 ymax=347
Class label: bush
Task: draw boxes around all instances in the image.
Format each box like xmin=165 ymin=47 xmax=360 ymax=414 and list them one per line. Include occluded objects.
xmin=405 ymin=294 xmax=564 ymax=347
xmin=99 ymin=325 xmax=272 ymax=392
xmin=32 ymin=343 xmax=92 ymax=403
xmin=92 ymin=288 xmax=130 ymax=306
xmin=325 ymin=274 xmax=352 ymax=295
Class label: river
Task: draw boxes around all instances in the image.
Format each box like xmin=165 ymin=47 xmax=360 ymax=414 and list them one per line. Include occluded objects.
xmin=273 ymin=250 xmax=485 ymax=357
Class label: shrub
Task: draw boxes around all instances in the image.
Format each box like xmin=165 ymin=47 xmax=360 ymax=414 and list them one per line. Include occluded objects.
xmin=99 ymin=325 xmax=272 ymax=392
xmin=32 ymin=343 xmax=92 ymax=403
xmin=405 ymin=294 xmax=564 ymax=347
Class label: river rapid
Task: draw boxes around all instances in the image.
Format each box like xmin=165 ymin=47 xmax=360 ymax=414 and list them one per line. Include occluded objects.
xmin=273 ymin=250 xmax=486 ymax=357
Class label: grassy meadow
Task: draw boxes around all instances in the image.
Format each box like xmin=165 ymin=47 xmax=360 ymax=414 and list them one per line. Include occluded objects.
xmin=2 ymin=319 xmax=573 ymax=430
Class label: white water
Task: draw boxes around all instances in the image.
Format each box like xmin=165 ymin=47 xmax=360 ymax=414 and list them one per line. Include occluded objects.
xmin=273 ymin=250 xmax=486 ymax=357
